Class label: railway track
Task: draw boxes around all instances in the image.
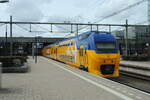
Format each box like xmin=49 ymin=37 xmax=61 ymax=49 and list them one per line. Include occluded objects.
xmin=120 ymin=71 xmax=150 ymax=81
xmin=107 ymin=71 xmax=150 ymax=93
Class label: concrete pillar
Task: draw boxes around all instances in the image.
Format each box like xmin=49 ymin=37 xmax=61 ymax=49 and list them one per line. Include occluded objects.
xmin=32 ymin=43 xmax=35 ymax=59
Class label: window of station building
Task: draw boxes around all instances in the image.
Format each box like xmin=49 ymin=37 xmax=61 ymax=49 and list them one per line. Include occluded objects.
xmin=146 ymin=27 xmax=149 ymax=32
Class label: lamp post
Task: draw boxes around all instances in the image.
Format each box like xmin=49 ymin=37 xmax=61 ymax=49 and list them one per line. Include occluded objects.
xmin=10 ymin=16 xmax=13 ymax=56
xmin=0 ymin=0 xmax=9 ymax=3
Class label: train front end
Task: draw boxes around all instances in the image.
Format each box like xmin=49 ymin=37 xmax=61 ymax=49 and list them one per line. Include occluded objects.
xmin=88 ymin=32 xmax=120 ymax=77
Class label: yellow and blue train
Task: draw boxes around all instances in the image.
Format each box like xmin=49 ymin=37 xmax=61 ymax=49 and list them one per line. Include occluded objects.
xmin=42 ymin=31 xmax=120 ymax=77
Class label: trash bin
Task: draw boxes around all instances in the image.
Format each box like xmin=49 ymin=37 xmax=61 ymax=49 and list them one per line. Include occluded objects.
xmin=0 ymin=62 xmax=2 ymax=88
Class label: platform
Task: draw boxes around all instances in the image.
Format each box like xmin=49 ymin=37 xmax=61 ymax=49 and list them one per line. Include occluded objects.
xmin=120 ymin=60 xmax=150 ymax=69
xmin=120 ymin=60 xmax=150 ymax=78
xmin=0 ymin=56 xmax=150 ymax=100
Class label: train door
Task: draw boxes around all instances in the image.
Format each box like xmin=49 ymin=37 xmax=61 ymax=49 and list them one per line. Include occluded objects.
xmin=79 ymin=48 xmax=84 ymax=65
xmin=55 ymin=48 xmax=57 ymax=59
xmin=79 ymin=45 xmax=88 ymax=71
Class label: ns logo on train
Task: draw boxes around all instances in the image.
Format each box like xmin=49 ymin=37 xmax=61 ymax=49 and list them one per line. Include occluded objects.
xmin=42 ymin=31 xmax=120 ymax=77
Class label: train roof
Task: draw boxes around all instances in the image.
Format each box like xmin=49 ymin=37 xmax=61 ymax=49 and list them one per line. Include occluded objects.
xmin=44 ymin=31 xmax=113 ymax=48
xmin=57 ymin=31 xmax=111 ymax=42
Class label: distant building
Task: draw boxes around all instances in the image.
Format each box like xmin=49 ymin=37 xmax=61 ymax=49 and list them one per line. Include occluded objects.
xmin=112 ymin=30 xmax=124 ymax=38
xmin=112 ymin=26 xmax=150 ymax=55
xmin=113 ymin=26 xmax=149 ymax=40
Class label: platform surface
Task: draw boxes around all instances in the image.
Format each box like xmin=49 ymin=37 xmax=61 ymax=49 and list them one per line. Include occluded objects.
xmin=0 ymin=56 xmax=150 ymax=100
xmin=120 ymin=60 xmax=150 ymax=69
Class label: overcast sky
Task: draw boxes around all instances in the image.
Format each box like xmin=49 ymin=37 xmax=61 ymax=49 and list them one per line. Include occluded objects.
xmin=0 ymin=0 xmax=148 ymax=37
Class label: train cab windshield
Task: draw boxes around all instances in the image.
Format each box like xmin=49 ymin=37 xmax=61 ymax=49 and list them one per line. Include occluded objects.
xmin=95 ymin=42 xmax=117 ymax=53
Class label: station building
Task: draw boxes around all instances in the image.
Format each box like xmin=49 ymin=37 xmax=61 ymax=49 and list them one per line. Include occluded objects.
xmin=0 ymin=37 xmax=64 ymax=56
xmin=113 ymin=26 xmax=150 ymax=55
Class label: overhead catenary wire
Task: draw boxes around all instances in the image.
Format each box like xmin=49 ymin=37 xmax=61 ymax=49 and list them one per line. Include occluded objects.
xmin=64 ymin=32 xmax=74 ymax=38
xmin=0 ymin=21 xmax=147 ymax=27
xmin=0 ymin=21 xmax=148 ymax=37
xmin=34 ymin=24 xmax=53 ymax=33
xmin=0 ymin=23 xmax=5 ymax=28
xmin=55 ymin=25 xmax=71 ymax=32
xmin=94 ymin=0 xmax=147 ymax=23
xmin=16 ymin=24 xmax=51 ymax=33
xmin=36 ymin=24 xmax=72 ymax=33
xmin=15 ymin=24 xmax=30 ymax=32
xmin=76 ymin=0 xmax=147 ymax=32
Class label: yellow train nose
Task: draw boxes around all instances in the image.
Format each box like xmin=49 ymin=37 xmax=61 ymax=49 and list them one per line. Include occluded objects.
xmin=103 ymin=59 xmax=114 ymax=63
